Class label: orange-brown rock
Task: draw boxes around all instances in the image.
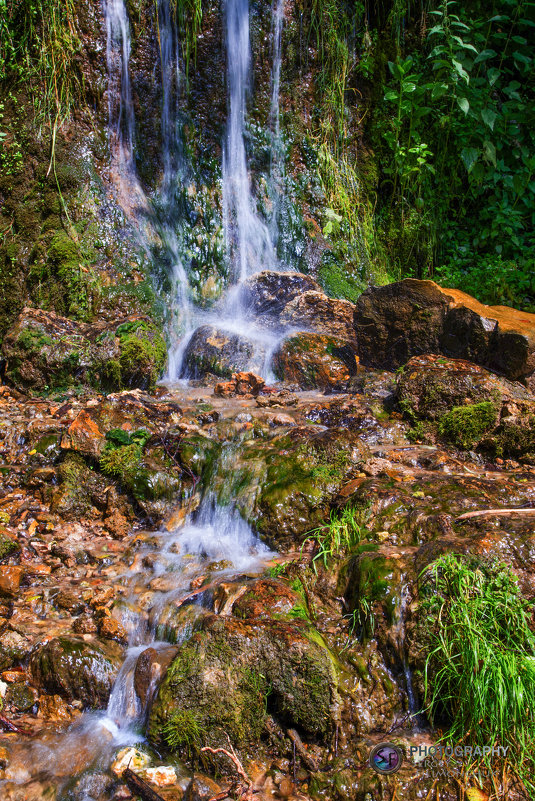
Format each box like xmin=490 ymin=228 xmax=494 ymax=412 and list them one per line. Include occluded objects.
xmin=0 ymin=566 xmax=24 ymax=597
xmin=281 ymin=290 xmax=356 ymax=342
xmin=273 ymin=332 xmax=358 ymax=391
xmin=214 ymin=371 xmax=265 ymax=398
xmin=355 ymin=279 xmax=535 ymax=387
xmin=98 ymin=616 xmax=128 ymax=644
xmin=60 ymin=410 xmax=105 ymax=458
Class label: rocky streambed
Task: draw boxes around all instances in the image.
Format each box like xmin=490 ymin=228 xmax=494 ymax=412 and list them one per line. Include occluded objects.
xmin=1 ymin=277 xmax=535 ymax=800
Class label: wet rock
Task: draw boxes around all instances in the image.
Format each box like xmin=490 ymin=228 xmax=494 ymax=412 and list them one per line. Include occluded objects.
xmin=133 ymin=645 xmax=178 ymax=708
xmin=397 ymin=354 xmax=535 ymax=457
xmin=183 ymin=775 xmax=223 ymax=801
xmin=0 ymin=566 xmax=24 ymax=597
xmin=98 ymin=616 xmax=128 ymax=644
xmin=142 ymin=766 xmax=178 ymax=788
xmin=256 ymin=389 xmax=298 ymax=407
xmin=0 ymin=630 xmax=33 ymax=672
xmin=273 ymin=332 xmax=358 ymax=391
xmin=214 ymin=371 xmax=265 ymax=398
xmin=2 ymin=307 xmax=166 ymax=393
xmin=59 ymin=411 xmax=105 ymax=459
xmin=37 ymin=693 xmax=76 ymax=721
xmin=71 ymin=773 xmax=114 ymax=801
xmin=182 ymin=326 xmax=263 ymax=379
xmin=215 ymin=427 xmax=369 ymax=550
xmin=5 ymin=682 xmax=37 ymax=712
xmin=111 ymin=747 xmax=151 ymax=776
xmin=355 ymin=279 xmax=535 ymax=386
xmin=241 ymin=271 xmax=321 ymax=318
xmin=231 ymin=579 xmax=300 ymax=620
xmin=0 ymin=529 xmax=20 ymax=561
xmin=55 ymin=590 xmax=86 ymax=614
xmin=281 ymin=290 xmax=356 ymax=342
xmin=30 ymin=636 xmax=123 ymax=707
xmin=149 ymin=613 xmax=339 ymax=764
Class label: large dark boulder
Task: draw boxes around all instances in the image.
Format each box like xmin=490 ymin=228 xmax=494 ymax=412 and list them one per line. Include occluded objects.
xmin=355 ymin=279 xmax=535 ymax=387
xmin=280 ymin=290 xmax=356 ymax=342
xmin=241 ymin=271 xmax=321 ymax=318
xmin=181 ymin=325 xmax=265 ymax=379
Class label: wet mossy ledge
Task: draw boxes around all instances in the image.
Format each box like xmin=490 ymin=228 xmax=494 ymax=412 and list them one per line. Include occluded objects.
xmin=1 ymin=307 xmax=167 ymax=394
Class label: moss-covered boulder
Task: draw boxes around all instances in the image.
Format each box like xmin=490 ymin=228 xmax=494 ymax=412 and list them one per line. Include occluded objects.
xmin=30 ymin=636 xmax=123 ymax=707
xmin=210 ymin=428 xmax=369 ymax=550
xmin=2 ymin=308 xmax=167 ymax=393
xmin=182 ymin=325 xmax=264 ymax=379
xmin=273 ymin=332 xmax=358 ymax=391
xmin=397 ymin=354 xmax=535 ymax=458
xmin=148 ymin=612 xmax=339 ymax=767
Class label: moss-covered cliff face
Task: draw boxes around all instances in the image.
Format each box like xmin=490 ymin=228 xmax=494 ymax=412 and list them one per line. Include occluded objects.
xmin=0 ymin=0 xmax=381 ymax=359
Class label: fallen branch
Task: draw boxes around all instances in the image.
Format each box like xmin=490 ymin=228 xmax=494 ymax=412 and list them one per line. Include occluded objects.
xmin=287 ymin=728 xmax=319 ymax=772
xmin=456 ymin=508 xmax=535 ymax=522
xmin=0 ymin=713 xmax=33 ymax=736
xmin=122 ymin=768 xmax=165 ymax=801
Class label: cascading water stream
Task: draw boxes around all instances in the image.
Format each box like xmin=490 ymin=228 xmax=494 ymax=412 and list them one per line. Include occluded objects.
xmin=269 ymin=0 xmax=285 ymax=250
xmin=222 ymin=0 xmax=276 ymax=285
xmin=2 ymin=495 xmax=273 ymax=795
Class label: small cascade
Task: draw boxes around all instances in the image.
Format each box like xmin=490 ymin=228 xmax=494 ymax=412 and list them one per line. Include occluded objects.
xmin=222 ymin=0 xmax=276 ymax=284
xmin=2 ymin=497 xmax=273 ymax=795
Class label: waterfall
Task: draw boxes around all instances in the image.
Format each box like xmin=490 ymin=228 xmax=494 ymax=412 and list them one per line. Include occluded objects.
xmin=105 ymin=0 xmax=135 ymax=172
xmin=269 ymin=0 xmax=285 ymax=250
xmin=222 ymin=0 xmax=276 ymax=283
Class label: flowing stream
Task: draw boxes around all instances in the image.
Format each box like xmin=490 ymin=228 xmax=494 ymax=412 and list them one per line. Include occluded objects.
xmin=3 ymin=498 xmax=273 ymax=797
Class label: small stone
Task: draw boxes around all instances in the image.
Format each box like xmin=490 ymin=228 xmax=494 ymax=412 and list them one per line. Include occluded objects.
xmin=0 ymin=746 xmax=9 ymax=769
xmin=72 ymin=614 xmax=98 ymax=635
xmin=60 ymin=411 xmax=105 ymax=458
xmin=142 ymin=766 xmax=177 ymax=787
xmin=5 ymin=682 xmax=37 ymax=712
xmin=38 ymin=694 xmax=75 ymax=721
xmin=98 ymin=616 xmax=128 ymax=644
xmin=111 ymin=747 xmax=151 ymax=777
xmin=184 ymin=775 xmax=223 ymax=801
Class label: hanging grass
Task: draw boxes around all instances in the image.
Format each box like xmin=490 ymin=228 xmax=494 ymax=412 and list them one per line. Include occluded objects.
xmin=420 ymin=553 xmax=535 ymax=793
xmin=0 ymin=0 xmax=82 ymax=128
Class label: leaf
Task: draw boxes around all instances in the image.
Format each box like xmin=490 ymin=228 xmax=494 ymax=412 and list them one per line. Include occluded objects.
xmin=403 ymin=82 xmax=416 ymax=93
xmin=457 ymin=96 xmax=470 ymax=114
xmin=487 ymin=67 xmax=500 ymax=86
xmin=431 ymin=83 xmax=448 ymax=100
xmin=474 ymin=49 xmax=497 ymax=64
xmin=483 ymin=140 xmax=496 ymax=167
xmin=452 ymin=59 xmax=469 ymax=83
xmin=481 ymin=108 xmax=497 ymax=130
xmin=384 ymin=90 xmax=398 ymax=101
xmin=461 ymin=147 xmax=479 ymax=173
xmin=513 ymin=51 xmax=532 ymax=67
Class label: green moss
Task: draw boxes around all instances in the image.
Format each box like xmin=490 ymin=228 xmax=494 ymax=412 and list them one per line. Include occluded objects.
xmin=17 ymin=326 xmax=53 ymax=352
xmin=118 ymin=326 xmax=167 ymax=391
xmin=0 ymin=531 xmax=19 ymax=560
xmin=162 ymin=709 xmax=206 ymax=757
xmin=438 ymin=402 xmax=498 ymax=450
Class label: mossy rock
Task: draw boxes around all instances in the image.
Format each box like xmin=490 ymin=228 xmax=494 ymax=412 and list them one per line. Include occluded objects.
xmin=52 ymin=452 xmax=110 ymax=519
xmin=181 ymin=325 xmax=262 ymax=379
xmin=438 ymin=402 xmax=498 ymax=450
xmin=148 ymin=612 xmax=339 ymax=767
xmin=30 ymin=636 xmax=123 ymax=707
xmin=397 ymin=354 xmax=535 ymax=459
xmin=116 ymin=320 xmax=167 ymax=390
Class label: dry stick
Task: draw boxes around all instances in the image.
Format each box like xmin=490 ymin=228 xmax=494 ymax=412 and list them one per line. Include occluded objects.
xmin=122 ymin=768 xmax=166 ymax=801
xmin=287 ymin=728 xmax=319 ymax=772
xmin=456 ymin=508 xmax=535 ymax=521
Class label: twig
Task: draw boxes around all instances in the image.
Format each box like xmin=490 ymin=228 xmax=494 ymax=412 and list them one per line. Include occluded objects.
xmin=0 ymin=713 xmax=32 ymax=736
xmin=456 ymin=508 xmax=535 ymax=521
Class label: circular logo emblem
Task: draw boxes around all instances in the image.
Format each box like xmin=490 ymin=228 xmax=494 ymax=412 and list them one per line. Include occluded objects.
xmin=369 ymin=742 xmax=403 ymax=775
